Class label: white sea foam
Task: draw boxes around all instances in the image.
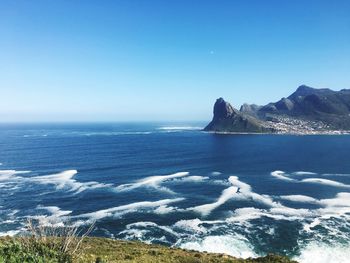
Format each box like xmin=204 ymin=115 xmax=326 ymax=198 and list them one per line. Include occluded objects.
xmin=191 ymin=186 xmax=238 ymax=216
xmin=174 ymin=218 xmax=208 ymax=233
xmin=280 ymin=195 xmax=320 ymax=204
xmin=154 ymin=205 xmax=183 ymax=215
xmin=76 ymin=198 xmax=185 ymax=222
xmin=211 ymin=171 xmax=222 ymax=176
xmin=123 ymin=221 xmax=180 ymax=238
xmin=179 ymin=235 xmax=258 ymax=259
xmin=319 ymin=192 xmax=350 ymax=207
xmin=34 ymin=205 xmax=72 ymax=227
xmin=293 ymin=171 xmax=317 ymax=175
xmin=175 ymin=175 xmax=209 ymax=182
xmin=227 ymin=206 xmax=313 ymax=223
xmin=270 ymin=170 xmax=296 ymax=181
xmin=0 ymin=230 xmax=22 ymax=237
xmin=229 ymin=176 xmax=280 ymax=208
xmin=270 ymin=207 xmax=313 ymax=218
xmin=301 ymin=178 xmax=350 ymax=188
xmin=31 ymin=170 xmax=112 ymax=193
xmin=295 ymin=242 xmax=350 ymax=263
xmin=0 ymin=170 xmax=30 ymax=181
xmin=226 ymin=207 xmax=267 ymax=223
xmin=191 ymin=176 xmax=282 ymax=216
xmin=115 ymin=172 xmax=189 ymax=193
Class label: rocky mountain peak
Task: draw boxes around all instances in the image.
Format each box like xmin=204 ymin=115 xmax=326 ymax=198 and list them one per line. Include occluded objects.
xmin=213 ymin=98 xmax=236 ymax=119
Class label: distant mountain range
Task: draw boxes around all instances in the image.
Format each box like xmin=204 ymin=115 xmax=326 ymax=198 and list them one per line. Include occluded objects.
xmin=204 ymin=85 xmax=350 ymax=134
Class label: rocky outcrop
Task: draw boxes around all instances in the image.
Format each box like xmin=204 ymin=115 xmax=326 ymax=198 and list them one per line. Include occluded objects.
xmin=205 ymin=85 xmax=350 ymax=133
xmin=204 ymin=98 xmax=272 ymax=133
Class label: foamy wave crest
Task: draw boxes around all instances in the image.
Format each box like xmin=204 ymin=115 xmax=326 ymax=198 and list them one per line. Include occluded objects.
xmin=0 ymin=230 xmax=22 ymax=237
xmin=121 ymin=221 xmax=180 ymax=239
xmin=75 ymin=198 xmax=185 ymax=222
xmin=228 ymin=176 xmax=280 ymax=208
xmin=301 ymin=178 xmax=350 ymax=188
xmin=191 ymin=185 xmax=238 ymax=216
xmin=179 ymin=235 xmax=258 ymax=259
xmin=173 ymin=218 xmax=209 ymax=234
xmin=191 ymin=176 xmax=280 ymax=217
xmin=174 ymin=175 xmax=209 ymax=183
xmin=270 ymin=171 xmax=296 ymax=181
xmin=271 ymin=170 xmax=350 ymax=189
xmin=115 ymin=172 xmax=189 ymax=193
xmin=295 ymin=242 xmax=350 ymax=263
xmin=280 ymin=195 xmax=320 ymax=204
xmin=31 ymin=170 xmax=113 ymax=194
xmin=293 ymin=171 xmax=317 ymax=175
xmin=34 ymin=206 xmax=72 ymax=227
xmin=0 ymin=170 xmax=30 ymax=181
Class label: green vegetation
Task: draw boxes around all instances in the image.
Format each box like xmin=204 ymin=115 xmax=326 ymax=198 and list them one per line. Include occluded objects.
xmin=0 ymin=236 xmax=297 ymax=263
xmin=0 ymin=237 xmax=72 ymax=263
xmin=0 ymin=219 xmax=297 ymax=262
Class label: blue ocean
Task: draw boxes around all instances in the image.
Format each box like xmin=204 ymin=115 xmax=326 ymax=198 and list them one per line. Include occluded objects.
xmin=1 ymin=123 xmax=350 ymax=262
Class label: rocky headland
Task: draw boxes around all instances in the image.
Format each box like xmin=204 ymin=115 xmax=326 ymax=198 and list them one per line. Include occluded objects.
xmin=205 ymin=85 xmax=350 ymax=134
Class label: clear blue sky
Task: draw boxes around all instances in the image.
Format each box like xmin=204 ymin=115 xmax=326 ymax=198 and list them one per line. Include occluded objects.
xmin=1 ymin=0 xmax=350 ymax=122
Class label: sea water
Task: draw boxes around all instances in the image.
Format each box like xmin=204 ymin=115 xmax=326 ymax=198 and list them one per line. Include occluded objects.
xmin=0 ymin=122 xmax=350 ymax=262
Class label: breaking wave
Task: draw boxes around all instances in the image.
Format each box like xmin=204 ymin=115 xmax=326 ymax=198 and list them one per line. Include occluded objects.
xmin=115 ymin=172 xmax=189 ymax=193
xmin=2 ymin=167 xmax=350 ymax=261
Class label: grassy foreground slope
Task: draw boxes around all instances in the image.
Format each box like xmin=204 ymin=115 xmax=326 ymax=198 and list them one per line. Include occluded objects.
xmin=1 ymin=237 xmax=297 ymax=263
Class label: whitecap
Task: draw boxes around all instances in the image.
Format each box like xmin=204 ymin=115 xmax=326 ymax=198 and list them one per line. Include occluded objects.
xmin=31 ymin=170 xmax=112 ymax=193
xmin=75 ymin=198 xmax=185 ymax=222
xmin=191 ymin=186 xmax=238 ymax=216
xmin=115 ymin=172 xmax=189 ymax=193
xmin=301 ymin=178 xmax=350 ymax=188
xmin=293 ymin=171 xmax=317 ymax=175
xmin=280 ymin=195 xmax=320 ymax=204
xmin=295 ymin=242 xmax=350 ymax=263
xmin=123 ymin=221 xmax=180 ymax=238
xmin=173 ymin=218 xmax=208 ymax=233
xmin=270 ymin=170 xmax=296 ymax=181
xmin=226 ymin=207 xmax=267 ymax=223
xmin=0 ymin=170 xmax=30 ymax=181
xmin=33 ymin=205 xmax=72 ymax=227
xmin=191 ymin=176 xmax=280 ymax=216
xmin=0 ymin=230 xmax=22 ymax=237
xmin=179 ymin=235 xmax=258 ymax=259
xmin=174 ymin=175 xmax=209 ymax=183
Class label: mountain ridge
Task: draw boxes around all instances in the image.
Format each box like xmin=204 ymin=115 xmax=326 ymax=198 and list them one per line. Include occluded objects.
xmin=205 ymin=85 xmax=350 ymax=134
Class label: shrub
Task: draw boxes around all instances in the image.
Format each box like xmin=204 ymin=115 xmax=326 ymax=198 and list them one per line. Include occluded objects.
xmin=0 ymin=218 xmax=94 ymax=263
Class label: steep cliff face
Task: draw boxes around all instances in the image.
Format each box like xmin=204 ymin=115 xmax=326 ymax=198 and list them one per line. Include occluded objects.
xmin=204 ymin=98 xmax=272 ymax=133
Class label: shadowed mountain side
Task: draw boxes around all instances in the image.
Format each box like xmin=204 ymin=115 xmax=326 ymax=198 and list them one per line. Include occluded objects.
xmin=204 ymin=98 xmax=273 ymax=133
xmin=255 ymin=85 xmax=350 ymax=129
xmin=207 ymin=85 xmax=350 ymax=134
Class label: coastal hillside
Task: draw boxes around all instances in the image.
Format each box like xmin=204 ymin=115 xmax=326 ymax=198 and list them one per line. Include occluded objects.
xmin=206 ymin=85 xmax=350 ymax=134
xmin=0 ymin=237 xmax=297 ymax=263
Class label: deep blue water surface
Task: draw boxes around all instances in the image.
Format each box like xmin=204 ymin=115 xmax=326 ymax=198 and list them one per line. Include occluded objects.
xmin=0 ymin=123 xmax=350 ymax=262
